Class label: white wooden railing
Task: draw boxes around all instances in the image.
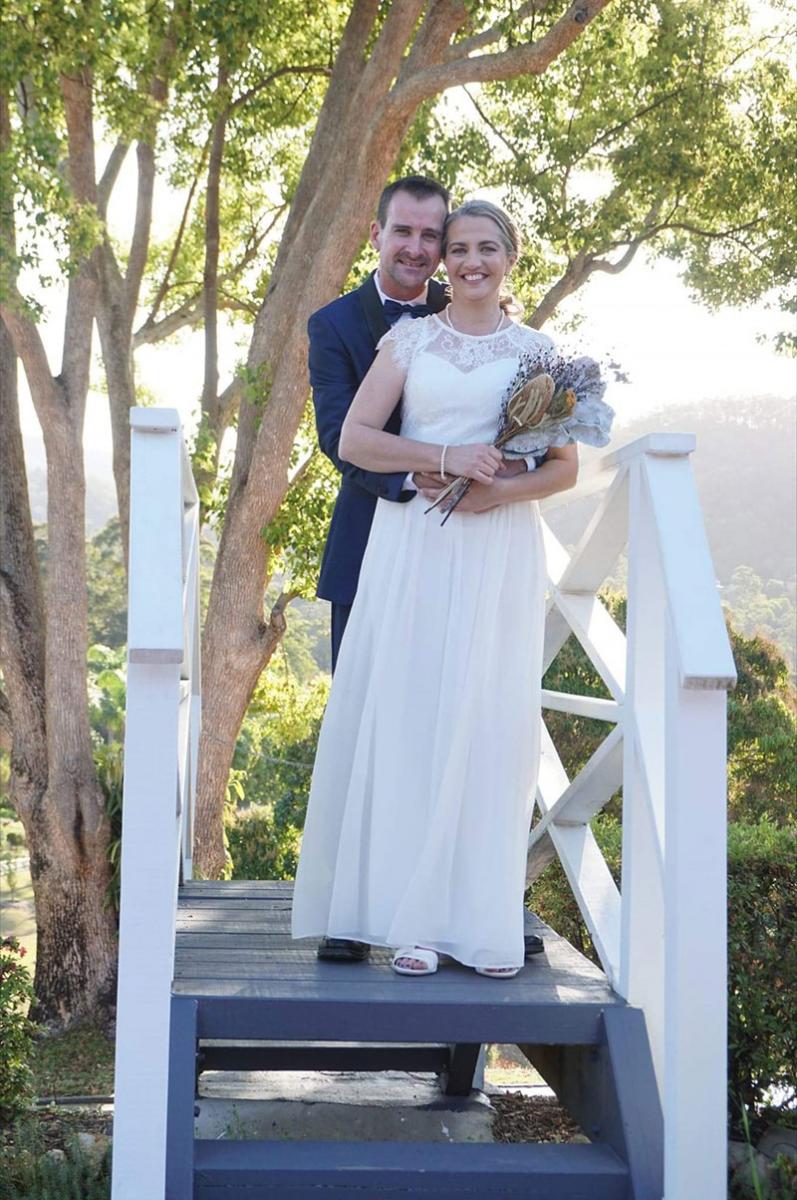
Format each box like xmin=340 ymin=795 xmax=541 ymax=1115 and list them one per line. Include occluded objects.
xmin=536 ymin=432 xmax=736 ymax=1200
xmin=112 ymin=408 xmax=201 ymax=1200
xmin=111 ymin=415 xmax=733 ymax=1200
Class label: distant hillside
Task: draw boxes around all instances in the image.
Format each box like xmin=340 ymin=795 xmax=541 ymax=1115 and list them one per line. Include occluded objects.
xmin=549 ymin=393 xmax=796 ymax=587
xmin=618 ymin=394 xmax=796 ymax=584
xmin=27 ymin=465 xmax=118 ymax=535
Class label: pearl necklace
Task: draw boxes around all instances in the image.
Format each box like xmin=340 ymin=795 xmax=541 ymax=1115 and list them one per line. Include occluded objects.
xmin=444 ymin=305 xmax=505 ymax=336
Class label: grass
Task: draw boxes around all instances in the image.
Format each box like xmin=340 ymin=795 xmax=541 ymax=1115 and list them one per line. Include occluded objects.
xmin=31 ymin=1026 xmax=115 ymax=1100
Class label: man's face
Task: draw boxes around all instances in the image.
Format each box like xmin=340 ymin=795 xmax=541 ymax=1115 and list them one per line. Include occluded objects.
xmin=370 ymin=191 xmax=446 ymax=300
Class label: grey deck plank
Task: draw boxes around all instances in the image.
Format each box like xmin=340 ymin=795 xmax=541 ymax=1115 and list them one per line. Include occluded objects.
xmin=173 ymin=881 xmax=618 ymax=1030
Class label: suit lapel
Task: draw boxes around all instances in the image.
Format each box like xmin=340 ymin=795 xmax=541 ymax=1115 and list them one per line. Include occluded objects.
xmin=356 ymin=274 xmax=389 ymax=347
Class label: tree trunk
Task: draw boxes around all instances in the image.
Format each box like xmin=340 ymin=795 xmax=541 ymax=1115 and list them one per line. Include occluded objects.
xmin=95 ymin=282 xmax=134 ymax=559
xmin=0 ymin=317 xmax=48 ymax=821
xmin=1 ymin=73 xmax=119 ymax=1028
xmin=35 ymin=390 xmax=118 ymax=1028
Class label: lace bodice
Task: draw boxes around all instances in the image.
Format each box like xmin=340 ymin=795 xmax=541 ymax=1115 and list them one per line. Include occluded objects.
xmin=379 ymin=313 xmax=554 ymax=447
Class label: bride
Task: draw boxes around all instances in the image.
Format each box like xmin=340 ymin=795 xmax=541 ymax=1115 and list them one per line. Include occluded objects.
xmin=291 ymin=199 xmax=578 ymax=977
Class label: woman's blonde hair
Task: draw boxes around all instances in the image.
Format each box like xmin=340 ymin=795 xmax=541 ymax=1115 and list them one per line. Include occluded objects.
xmin=442 ymin=199 xmax=523 ymax=314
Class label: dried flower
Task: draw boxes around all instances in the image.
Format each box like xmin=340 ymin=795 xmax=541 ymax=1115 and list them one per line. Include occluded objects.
xmin=426 ymin=347 xmax=614 ymax=523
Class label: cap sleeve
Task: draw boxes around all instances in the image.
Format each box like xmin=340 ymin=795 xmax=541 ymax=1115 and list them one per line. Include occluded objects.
xmin=376 ymin=314 xmax=435 ymax=371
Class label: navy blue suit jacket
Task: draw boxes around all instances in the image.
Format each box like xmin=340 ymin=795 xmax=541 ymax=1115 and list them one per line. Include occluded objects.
xmin=310 ymin=273 xmax=449 ymax=605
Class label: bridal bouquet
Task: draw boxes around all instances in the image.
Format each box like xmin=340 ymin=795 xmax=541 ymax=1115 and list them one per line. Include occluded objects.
xmin=426 ymin=348 xmax=615 ymax=524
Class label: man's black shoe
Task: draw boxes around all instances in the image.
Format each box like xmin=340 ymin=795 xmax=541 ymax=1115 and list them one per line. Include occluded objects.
xmin=317 ymin=937 xmax=370 ymax=962
xmin=524 ymin=932 xmax=545 ymax=958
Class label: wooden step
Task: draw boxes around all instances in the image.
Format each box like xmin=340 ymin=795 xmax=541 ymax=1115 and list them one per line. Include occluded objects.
xmin=191 ymin=1140 xmax=630 ymax=1198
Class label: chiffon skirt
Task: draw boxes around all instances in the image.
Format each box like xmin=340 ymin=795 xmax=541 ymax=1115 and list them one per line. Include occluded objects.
xmin=291 ymin=494 xmax=546 ymax=969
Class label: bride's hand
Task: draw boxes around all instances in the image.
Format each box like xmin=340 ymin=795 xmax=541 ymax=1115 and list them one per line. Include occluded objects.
xmin=447 ymin=443 xmax=503 ymax=484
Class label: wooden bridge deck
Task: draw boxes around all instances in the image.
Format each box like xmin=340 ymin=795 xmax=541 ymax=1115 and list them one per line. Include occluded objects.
xmin=173 ymin=879 xmax=621 ymax=1045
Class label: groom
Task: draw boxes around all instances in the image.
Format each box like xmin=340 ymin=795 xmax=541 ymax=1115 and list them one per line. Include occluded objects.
xmin=309 ymin=175 xmax=450 ymax=673
xmin=308 ymin=175 xmax=543 ymax=963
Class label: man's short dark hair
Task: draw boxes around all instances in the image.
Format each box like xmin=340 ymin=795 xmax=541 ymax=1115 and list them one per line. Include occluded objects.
xmin=376 ymin=176 xmax=450 ymax=227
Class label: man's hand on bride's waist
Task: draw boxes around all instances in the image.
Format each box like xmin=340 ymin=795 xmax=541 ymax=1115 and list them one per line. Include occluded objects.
xmin=413 ymin=454 xmax=524 ymax=505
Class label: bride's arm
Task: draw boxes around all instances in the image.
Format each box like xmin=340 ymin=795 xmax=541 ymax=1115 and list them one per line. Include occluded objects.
xmin=433 ymin=443 xmax=579 ymax=512
xmin=340 ymin=346 xmax=502 ymax=483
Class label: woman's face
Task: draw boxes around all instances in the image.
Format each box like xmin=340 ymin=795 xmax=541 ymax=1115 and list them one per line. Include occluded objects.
xmin=444 ymin=215 xmax=515 ymax=304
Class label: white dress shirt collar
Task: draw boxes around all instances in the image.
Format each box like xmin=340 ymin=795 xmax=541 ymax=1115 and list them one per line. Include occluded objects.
xmin=374 ymin=270 xmax=429 ymax=307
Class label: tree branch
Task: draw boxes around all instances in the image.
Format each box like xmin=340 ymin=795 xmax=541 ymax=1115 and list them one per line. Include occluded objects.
xmin=462 ymin=86 xmax=524 ymax=161
xmin=59 ymin=70 xmax=98 ymax=404
xmin=143 ymin=138 xmax=210 ymax=328
xmin=227 ymin=64 xmax=331 ymax=115
xmin=394 ymin=0 xmax=614 ymax=106
xmin=263 ymin=588 xmax=299 ymax=647
xmin=444 ymin=0 xmax=553 ymax=61
xmin=97 ymin=138 xmax=129 ymax=217
xmin=589 ymin=240 xmax=642 ymax=276
xmin=271 ymin=0 xmax=381 ymax=270
xmin=201 ymin=61 xmax=230 ymax=427
xmin=123 ymin=139 xmax=157 ymax=314
xmin=133 ymin=203 xmax=286 ymax=348
xmin=0 ymin=93 xmax=60 ymax=420
xmin=0 ymin=301 xmax=61 ymax=419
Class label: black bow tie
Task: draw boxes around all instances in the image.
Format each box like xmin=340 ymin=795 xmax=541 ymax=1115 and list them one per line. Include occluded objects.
xmin=383 ymin=299 xmax=431 ymax=326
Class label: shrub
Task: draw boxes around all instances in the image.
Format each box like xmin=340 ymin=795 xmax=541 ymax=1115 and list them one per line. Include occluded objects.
xmin=728 ymin=820 xmax=797 ymax=1130
xmin=4 ymin=1125 xmax=111 ymax=1199
xmin=0 ymin=936 xmax=37 ymax=1123
xmin=227 ymin=804 xmax=301 ymax=881
xmin=530 ymin=817 xmax=797 ymax=1132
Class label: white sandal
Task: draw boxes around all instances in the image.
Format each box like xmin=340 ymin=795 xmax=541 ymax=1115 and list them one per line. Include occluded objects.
xmin=474 ymin=965 xmax=520 ymax=978
xmin=391 ymin=946 xmax=439 ymax=976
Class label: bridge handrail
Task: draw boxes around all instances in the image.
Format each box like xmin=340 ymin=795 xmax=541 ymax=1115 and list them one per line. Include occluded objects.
xmin=112 ymin=407 xmax=201 ymax=1200
xmin=537 ymin=429 xmax=735 ymax=1199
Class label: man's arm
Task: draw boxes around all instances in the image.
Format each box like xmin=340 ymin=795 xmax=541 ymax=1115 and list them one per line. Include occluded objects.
xmin=309 ymin=309 xmax=410 ymax=502
xmin=418 ymin=444 xmax=578 ymax=511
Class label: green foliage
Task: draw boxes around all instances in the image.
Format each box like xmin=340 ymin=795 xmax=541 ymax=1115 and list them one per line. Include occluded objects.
xmin=531 ymin=818 xmax=797 ymax=1131
xmin=528 ymin=815 xmax=622 ymax=961
xmin=541 ymin=592 xmax=625 ymax=801
xmin=85 ymin=522 xmax=127 ymax=650
xmin=262 ymin=403 xmax=338 ymax=599
xmin=410 ymin=0 xmax=796 ymax=341
xmin=225 ymin=651 xmax=328 ymax=880
xmin=725 ymin=568 xmax=796 ymax=677
xmin=726 ymin=627 xmax=797 ymax=823
xmin=226 ymin=803 xmax=301 ymax=882
xmin=2 ymin=1122 xmax=111 ymax=1200
xmin=0 ymin=936 xmax=36 ymax=1123
xmin=727 ymin=821 xmax=797 ymax=1128
xmin=87 ymin=644 xmax=126 ymax=914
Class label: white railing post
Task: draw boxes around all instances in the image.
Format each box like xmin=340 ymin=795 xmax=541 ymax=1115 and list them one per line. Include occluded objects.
xmin=112 ymin=408 xmax=200 ymax=1200
xmin=645 ymin=451 xmax=735 ymax=1199
xmin=538 ymin=433 xmax=736 ymax=1200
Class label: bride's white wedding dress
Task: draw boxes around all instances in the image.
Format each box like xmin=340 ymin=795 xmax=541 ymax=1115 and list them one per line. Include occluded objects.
xmin=291 ymin=313 xmax=552 ymax=969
